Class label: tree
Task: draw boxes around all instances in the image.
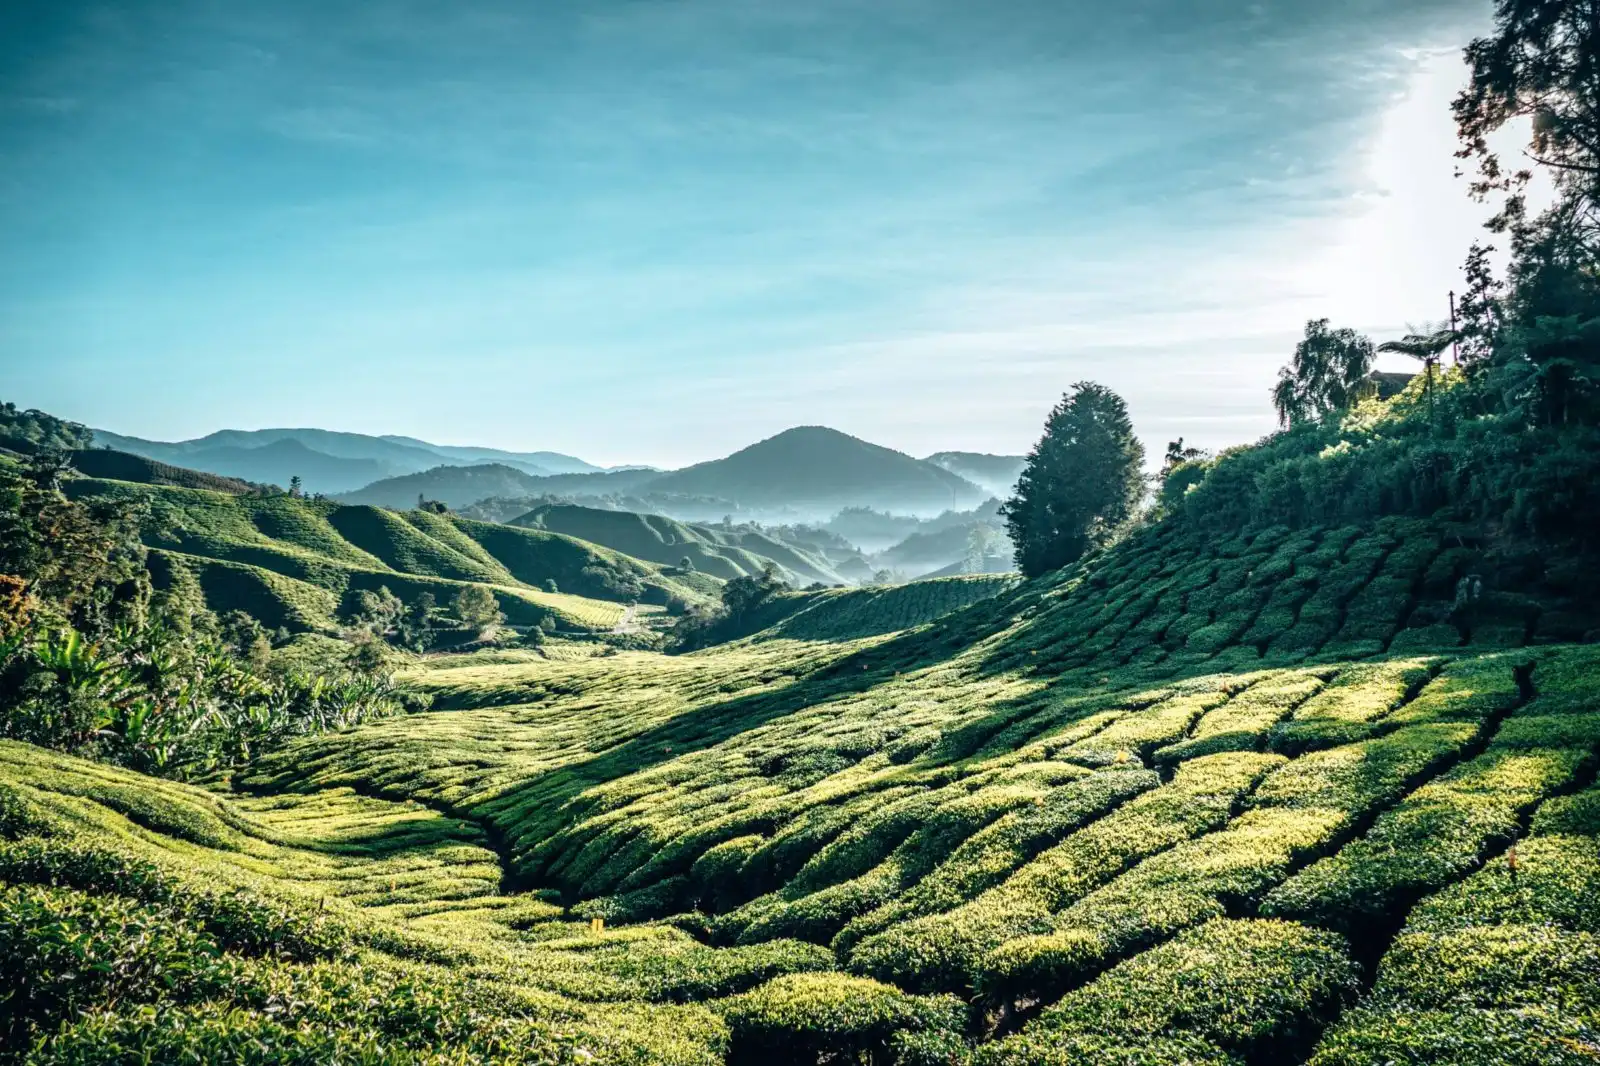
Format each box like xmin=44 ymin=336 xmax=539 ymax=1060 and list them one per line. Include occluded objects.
xmin=219 ymin=610 xmax=272 ymax=672
xmin=343 ymin=587 xmax=404 ymax=637
xmin=722 ymin=564 xmax=785 ymax=619
xmin=1454 ymin=0 xmax=1600 ymax=249
xmin=288 ymin=475 xmax=303 ymax=498
xmin=964 ymin=526 xmax=1001 ymax=573
xmin=1377 ymin=325 xmax=1460 ymax=416
xmin=1161 ymin=438 xmax=1206 ymax=476
xmin=1001 ymin=382 xmax=1145 ymax=578
xmin=1156 ymin=439 xmax=1211 ymax=515
xmin=1271 ymin=320 xmax=1376 ymax=427
xmin=0 ymin=460 xmax=148 ymax=638
xmin=396 ymin=592 xmax=437 ymax=652
xmin=452 ymin=585 xmax=503 ymax=634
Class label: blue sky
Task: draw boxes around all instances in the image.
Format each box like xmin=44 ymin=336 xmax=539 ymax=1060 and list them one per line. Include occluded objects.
xmin=2 ymin=0 xmax=1502 ymax=466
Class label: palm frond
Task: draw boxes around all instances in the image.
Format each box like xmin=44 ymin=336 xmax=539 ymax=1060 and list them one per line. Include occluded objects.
xmin=1377 ymin=329 xmax=1459 ymax=360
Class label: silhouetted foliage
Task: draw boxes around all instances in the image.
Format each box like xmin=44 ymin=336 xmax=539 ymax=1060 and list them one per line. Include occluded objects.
xmin=1271 ymin=320 xmax=1376 ymax=427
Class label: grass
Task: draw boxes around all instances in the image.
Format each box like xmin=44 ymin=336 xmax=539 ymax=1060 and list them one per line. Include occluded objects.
xmin=4 ymin=506 xmax=1599 ymax=1063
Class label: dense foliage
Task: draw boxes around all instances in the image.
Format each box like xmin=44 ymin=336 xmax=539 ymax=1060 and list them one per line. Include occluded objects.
xmin=1001 ymin=382 xmax=1145 ymax=577
xmin=0 ymin=403 xmax=94 ymax=455
xmin=0 ymin=457 xmax=412 ymax=777
xmin=5 ymin=6 xmax=1600 ymax=1064
xmin=1271 ymin=320 xmax=1377 ymax=428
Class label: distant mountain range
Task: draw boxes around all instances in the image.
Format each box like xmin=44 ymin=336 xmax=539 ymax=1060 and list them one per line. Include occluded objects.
xmin=325 ymin=426 xmax=997 ymax=521
xmin=645 ymin=427 xmax=989 ymax=516
xmin=91 ymin=427 xmax=600 ymax=494
xmin=90 ymin=421 xmax=1014 ymax=526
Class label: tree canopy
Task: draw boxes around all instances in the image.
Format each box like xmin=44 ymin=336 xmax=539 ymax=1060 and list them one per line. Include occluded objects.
xmin=1001 ymin=382 xmax=1145 ymax=578
xmin=1271 ymin=320 xmax=1377 ymax=427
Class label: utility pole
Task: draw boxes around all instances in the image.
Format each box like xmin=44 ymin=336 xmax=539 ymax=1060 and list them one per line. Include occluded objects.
xmin=1448 ymin=290 xmax=1461 ymax=365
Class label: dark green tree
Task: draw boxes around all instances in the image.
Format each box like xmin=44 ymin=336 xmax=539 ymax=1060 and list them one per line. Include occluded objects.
xmin=1270 ymin=320 xmax=1377 ymax=427
xmin=288 ymin=475 xmax=303 ymax=498
xmin=0 ymin=460 xmax=148 ymax=638
xmin=722 ymin=564 xmax=785 ymax=619
xmin=396 ymin=592 xmax=437 ymax=651
xmin=1454 ymin=0 xmax=1600 ymax=248
xmin=452 ymin=585 xmax=503 ymax=634
xmin=1001 ymin=382 xmax=1145 ymax=577
xmin=343 ymin=587 xmax=404 ymax=637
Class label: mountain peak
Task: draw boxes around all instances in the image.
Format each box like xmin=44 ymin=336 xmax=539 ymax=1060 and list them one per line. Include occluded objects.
xmin=650 ymin=426 xmax=985 ymax=516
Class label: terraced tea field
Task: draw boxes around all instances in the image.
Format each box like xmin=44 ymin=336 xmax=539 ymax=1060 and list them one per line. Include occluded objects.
xmin=5 ymin=517 xmax=1599 ymax=1064
xmin=61 ymin=478 xmax=716 ymax=633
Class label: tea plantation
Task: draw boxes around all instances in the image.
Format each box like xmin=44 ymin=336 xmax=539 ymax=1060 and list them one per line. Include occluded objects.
xmin=59 ymin=478 xmax=719 ymax=634
xmin=4 ymin=512 xmax=1599 ymax=1064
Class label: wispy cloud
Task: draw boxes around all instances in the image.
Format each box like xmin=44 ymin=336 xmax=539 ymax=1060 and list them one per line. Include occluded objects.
xmin=1 ymin=0 xmax=1496 ymax=464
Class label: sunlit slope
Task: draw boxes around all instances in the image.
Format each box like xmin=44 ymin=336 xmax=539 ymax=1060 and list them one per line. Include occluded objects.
xmin=10 ymin=504 xmax=1600 ymax=1062
xmin=234 ymin=510 xmax=1600 ymax=1062
xmin=62 ymin=478 xmax=715 ymax=631
xmin=513 ymin=504 xmax=845 ymax=586
xmin=689 ymin=573 xmax=1021 ymax=645
xmin=0 ymin=742 xmax=738 ymax=1064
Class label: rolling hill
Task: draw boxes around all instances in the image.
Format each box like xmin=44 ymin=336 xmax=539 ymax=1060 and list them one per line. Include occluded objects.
xmin=645 ymin=427 xmax=988 ymax=517
xmin=924 ymin=450 xmax=1027 ymax=497
xmin=874 ymin=522 xmax=1014 ymax=578
xmin=92 ymin=426 xmax=599 ymax=494
xmin=65 ymin=448 xmax=256 ymax=493
xmin=10 ymin=482 xmax=1599 ymax=1064
xmin=511 ymin=503 xmax=853 ymax=586
xmin=98 ymin=436 xmax=395 ymax=493
xmin=60 ymin=475 xmax=718 ymax=634
xmin=340 ymin=465 xmax=666 ymax=510
xmin=12 ymin=378 xmax=1600 ymax=1065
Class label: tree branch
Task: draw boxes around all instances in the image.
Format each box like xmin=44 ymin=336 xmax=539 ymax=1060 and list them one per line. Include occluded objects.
xmin=1525 ymin=151 xmax=1600 ymax=174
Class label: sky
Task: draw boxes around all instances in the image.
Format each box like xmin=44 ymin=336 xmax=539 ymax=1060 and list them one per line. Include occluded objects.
xmin=1 ymin=0 xmax=1515 ymax=467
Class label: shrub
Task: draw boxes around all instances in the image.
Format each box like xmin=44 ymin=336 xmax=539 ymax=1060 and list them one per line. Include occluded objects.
xmin=847 ymin=754 xmax=1282 ymax=994
xmin=597 ymin=939 xmax=836 ymax=1003
xmin=717 ymin=972 xmax=964 ymax=1066
xmin=982 ymin=919 xmax=1358 ymax=1065
xmin=1307 ymin=1004 xmax=1600 ymax=1066
xmin=0 ymin=884 xmax=240 ymax=1050
xmin=1262 ymin=743 xmax=1588 ymax=938
xmin=0 ymin=835 xmax=353 ymax=961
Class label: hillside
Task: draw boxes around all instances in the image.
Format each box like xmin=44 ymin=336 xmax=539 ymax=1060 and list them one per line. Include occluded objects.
xmin=8 ymin=485 xmax=1599 ymax=1063
xmin=646 ymin=427 xmax=987 ymax=517
xmin=924 ymin=451 xmax=1026 ymax=497
xmin=66 ymin=448 xmax=256 ymax=493
xmin=343 ymin=466 xmax=666 ymax=510
xmin=93 ymin=426 xmax=598 ymax=494
xmin=512 ymin=504 xmax=851 ymax=586
xmin=59 ymin=477 xmax=715 ymax=634
xmin=335 ymin=462 xmax=552 ymax=508
xmin=107 ymin=436 xmax=395 ymax=493
xmin=874 ymin=522 xmax=1013 ymax=578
